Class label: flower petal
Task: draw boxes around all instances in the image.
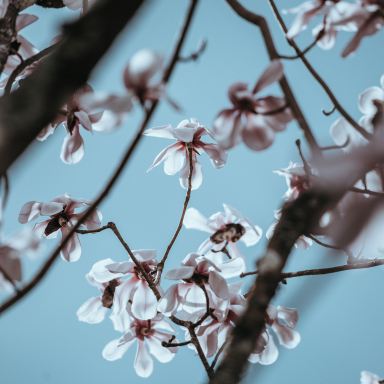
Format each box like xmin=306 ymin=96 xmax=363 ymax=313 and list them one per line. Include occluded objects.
xmin=60 ymin=126 xmax=85 ymax=164
xmin=134 ymin=340 xmax=154 ymax=378
xmin=76 ymin=297 xmax=107 ymax=324
xmin=131 ymin=281 xmax=158 ymax=320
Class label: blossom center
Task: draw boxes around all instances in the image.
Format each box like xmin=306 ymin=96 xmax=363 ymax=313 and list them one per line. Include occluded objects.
xmin=136 ymin=320 xmax=154 ymax=339
xmin=210 ymin=223 xmax=246 ymax=244
xmin=44 ymin=210 xmax=70 ymax=236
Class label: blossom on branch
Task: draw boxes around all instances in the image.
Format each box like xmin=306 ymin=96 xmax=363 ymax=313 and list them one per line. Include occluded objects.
xmin=145 ymin=118 xmax=227 ymax=190
xmin=212 ymin=60 xmax=293 ymax=151
xmin=18 ymin=194 xmax=102 ymax=262
xmin=103 ymin=313 xmax=177 ymax=378
xmin=360 ymin=371 xmax=383 ymax=384
xmin=183 ymin=204 xmax=262 ymax=257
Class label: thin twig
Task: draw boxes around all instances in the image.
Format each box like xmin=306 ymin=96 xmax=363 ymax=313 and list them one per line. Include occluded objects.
xmin=0 ymin=0 xmax=200 ymax=316
xmin=156 ymin=144 xmax=194 ymax=282
xmin=350 ymin=187 xmax=384 ymax=197
xmin=226 ymin=0 xmax=320 ymax=154
xmin=178 ymin=39 xmax=207 ymax=62
xmin=322 ymin=106 xmax=336 ymax=116
xmin=162 ymin=339 xmax=192 ymax=348
xmin=268 ymin=0 xmax=370 ymax=141
xmin=278 ymin=30 xmax=323 ymax=60
xmin=210 ymin=341 xmax=227 ymax=369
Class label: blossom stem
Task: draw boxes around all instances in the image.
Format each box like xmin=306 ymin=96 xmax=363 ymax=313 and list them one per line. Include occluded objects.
xmin=225 ymin=0 xmax=320 ymax=154
xmin=156 ymin=144 xmax=194 ymax=283
xmin=210 ymin=341 xmax=227 ymax=370
xmin=162 ymin=339 xmax=192 ymax=348
xmin=0 ymin=0 xmax=200 ymax=316
xmin=278 ymin=30 xmax=322 ymax=60
xmin=241 ymin=259 xmax=384 ymax=279
xmin=267 ymin=0 xmax=371 ymax=141
xmin=178 ymin=39 xmax=207 ymax=62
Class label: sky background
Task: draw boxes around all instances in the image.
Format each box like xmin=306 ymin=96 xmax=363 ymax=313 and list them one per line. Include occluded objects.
xmin=0 ymin=1 xmax=383 ymax=383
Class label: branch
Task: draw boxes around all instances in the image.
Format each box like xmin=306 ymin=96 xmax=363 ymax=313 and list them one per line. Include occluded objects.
xmin=0 ymin=0 xmax=145 ymax=176
xmin=156 ymin=144 xmax=194 ymax=282
xmin=35 ymin=0 xmax=65 ymax=7
xmin=0 ymin=0 xmax=200 ymax=316
xmin=267 ymin=0 xmax=370 ymax=141
xmin=226 ymin=0 xmax=320 ymax=154
xmin=178 ymin=38 xmax=207 ymax=62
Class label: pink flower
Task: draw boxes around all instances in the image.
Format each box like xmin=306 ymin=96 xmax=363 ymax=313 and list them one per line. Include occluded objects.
xmin=0 ymin=229 xmax=40 ymax=291
xmin=274 ymin=162 xmax=310 ymax=201
xmin=158 ymin=253 xmax=242 ymax=320
xmin=249 ymin=305 xmax=301 ymax=365
xmin=145 ymin=118 xmax=227 ymax=190
xmin=105 ymin=249 xmax=159 ymax=321
xmin=18 ymin=194 xmax=102 ymax=262
xmin=212 ymin=60 xmax=292 ymax=151
xmin=183 ymin=204 xmax=262 ymax=257
xmin=102 ymin=313 xmax=177 ymax=378
xmin=361 ymin=371 xmax=382 ymax=384
xmin=38 ymin=84 xmax=118 ymax=164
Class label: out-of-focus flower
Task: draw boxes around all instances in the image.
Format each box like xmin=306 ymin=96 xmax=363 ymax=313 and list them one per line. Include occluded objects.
xmin=63 ymin=0 xmax=96 ymax=10
xmin=18 ymin=194 xmax=102 ymax=262
xmin=183 ymin=204 xmax=262 ymax=257
xmin=212 ymin=60 xmax=292 ymax=151
xmin=274 ymin=162 xmax=310 ymax=201
xmin=102 ymin=313 xmax=177 ymax=378
xmin=360 ymin=371 xmax=382 ymax=384
xmin=38 ymin=84 xmax=121 ymax=164
xmin=158 ymin=253 xmax=243 ymax=319
xmin=0 ymin=229 xmax=40 ymax=291
xmin=267 ymin=210 xmax=313 ymax=249
xmin=145 ymin=118 xmax=227 ymax=190
xmin=249 ymin=305 xmax=301 ymax=365
xmin=105 ymin=249 xmax=159 ymax=321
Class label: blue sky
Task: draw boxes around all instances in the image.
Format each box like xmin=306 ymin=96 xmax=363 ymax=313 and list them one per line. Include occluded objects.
xmin=0 ymin=1 xmax=383 ymax=383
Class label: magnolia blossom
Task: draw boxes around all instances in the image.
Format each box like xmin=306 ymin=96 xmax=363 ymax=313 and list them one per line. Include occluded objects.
xmin=267 ymin=210 xmax=313 ymax=249
xmin=183 ymin=204 xmax=262 ymax=257
xmin=212 ymin=60 xmax=292 ymax=151
xmin=18 ymin=194 xmax=102 ymax=262
xmin=0 ymin=229 xmax=40 ymax=291
xmin=102 ymin=313 xmax=177 ymax=378
xmin=104 ymin=250 xmax=159 ymax=321
xmin=63 ymin=0 xmax=96 ymax=10
xmin=249 ymin=306 xmax=301 ymax=365
xmin=38 ymin=85 xmax=118 ymax=164
xmin=158 ymin=253 xmax=244 ymax=320
xmin=274 ymin=162 xmax=310 ymax=201
xmin=145 ymin=118 xmax=227 ymax=190
xmin=361 ymin=371 xmax=383 ymax=384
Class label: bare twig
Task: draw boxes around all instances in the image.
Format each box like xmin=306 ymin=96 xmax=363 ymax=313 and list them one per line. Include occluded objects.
xmin=178 ymin=38 xmax=207 ymax=62
xmin=210 ymin=341 xmax=227 ymax=370
xmin=189 ymin=325 xmax=214 ymax=378
xmin=268 ymin=0 xmax=370 ymax=141
xmin=0 ymin=0 xmax=200 ymax=316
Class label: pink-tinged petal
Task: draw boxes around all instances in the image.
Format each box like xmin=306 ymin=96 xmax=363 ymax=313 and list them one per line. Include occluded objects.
xmin=276 ymin=306 xmax=298 ymax=327
xmin=92 ymin=110 xmax=125 ymax=132
xmin=144 ymin=124 xmax=175 ymax=139
xmin=208 ymin=270 xmax=229 ymax=299
xmin=359 ymin=86 xmax=384 ymax=115
xmin=183 ymin=207 xmax=212 ymax=233
xmin=60 ymin=126 xmax=84 ymax=164
xmin=102 ymin=335 xmax=135 ymax=361
xmin=172 ymin=126 xmax=196 ymax=143
xmin=106 ymin=261 xmax=134 ymax=275
xmin=17 ymin=35 xmax=38 ymax=58
xmin=40 ymin=202 xmax=64 ymax=216
xmin=134 ymin=340 xmax=154 ymax=378
xmin=286 ymin=4 xmax=322 ymax=39
xmin=133 ymin=249 xmax=157 ymax=262
xmin=272 ymin=323 xmax=301 ymax=349
xmin=180 ymin=160 xmax=203 ymax=190
xmin=253 ymin=60 xmax=283 ymax=94
xmin=60 ymin=229 xmax=81 ymax=262
xmin=330 ymin=117 xmax=350 ymax=146
xmin=74 ymin=111 xmax=93 ymax=131
xmin=146 ymin=336 xmax=175 ymax=363
xmin=131 ymin=281 xmax=158 ymax=320
xmin=110 ymin=309 xmax=132 ymax=333
xmin=37 ymin=124 xmax=57 ymax=141
xmin=18 ymin=201 xmax=42 ymax=223
xmin=33 ymin=220 xmax=51 ymax=238
xmin=212 ymin=109 xmax=243 ymax=150
xmin=200 ymin=143 xmax=227 ymax=168
xmin=163 ymin=147 xmax=186 ymax=175
xmin=147 ymin=142 xmax=180 ymax=172
xmin=112 ymin=278 xmax=137 ymax=314
xmin=151 ymin=319 xmax=175 ymax=334
xmin=259 ymin=332 xmax=279 ymax=365
xmin=82 ymin=209 xmax=102 ymax=230
xmin=182 ymin=284 xmax=206 ymax=313
xmin=157 ymin=284 xmax=179 ymax=315
xmin=242 ymin=115 xmax=275 ymax=151
xmin=360 ymin=371 xmax=381 ymax=384
xmin=16 ymin=14 xmax=38 ymax=31
xmin=166 ymin=266 xmax=195 ymax=280
xmin=76 ymin=296 xmax=107 ymax=324
xmin=89 ymin=258 xmax=123 ymax=283
xmin=217 ymin=257 xmax=245 ymax=279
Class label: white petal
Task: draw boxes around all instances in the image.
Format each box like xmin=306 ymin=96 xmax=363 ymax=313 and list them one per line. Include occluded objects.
xmin=102 ymin=334 xmax=135 ymax=361
xmin=76 ymin=297 xmax=107 ymax=324
xmin=134 ymin=340 xmax=154 ymax=378
xmin=131 ymin=281 xmax=158 ymax=320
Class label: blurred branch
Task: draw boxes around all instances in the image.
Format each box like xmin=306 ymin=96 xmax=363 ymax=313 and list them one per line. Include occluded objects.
xmin=226 ymin=0 xmax=320 ymax=154
xmin=0 ymin=0 xmax=199 ymax=315
xmin=35 ymin=0 xmax=64 ymax=7
xmin=267 ymin=0 xmax=370 ymax=141
xmin=0 ymin=0 xmax=145 ymax=176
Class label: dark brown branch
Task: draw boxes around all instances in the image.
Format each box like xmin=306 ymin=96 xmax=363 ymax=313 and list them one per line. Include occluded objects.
xmin=156 ymin=144 xmax=194 ymax=282
xmin=162 ymin=339 xmax=192 ymax=348
xmin=226 ymin=0 xmax=320 ymax=154
xmin=350 ymin=187 xmax=384 ymax=197
xmin=322 ymin=106 xmax=336 ymax=116
xmin=268 ymin=0 xmax=370 ymax=141
xmin=210 ymin=341 xmax=227 ymax=370
xmin=0 ymin=0 xmax=199 ymax=316
xmin=4 ymin=43 xmax=58 ymax=95
xmin=189 ymin=324 xmax=214 ymax=378
xmin=178 ymin=38 xmax=207 ymax=62
xmin=35 ymin=0 xmax=64 ymax=7
xmin=0 ymin=0 xmax=145 ymax=176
